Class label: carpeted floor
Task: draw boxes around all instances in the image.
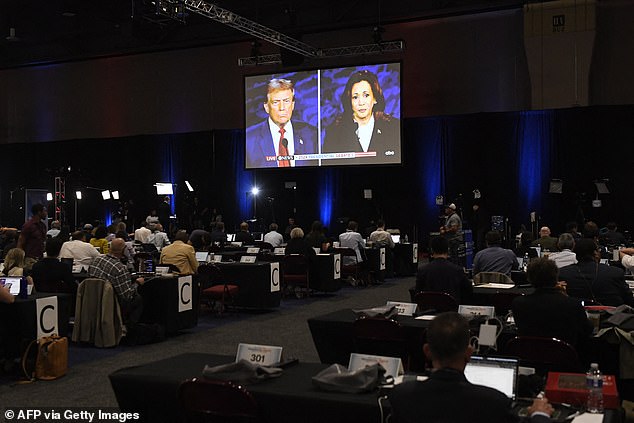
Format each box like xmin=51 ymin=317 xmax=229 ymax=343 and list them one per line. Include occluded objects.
xmin=0 ymin=276 xmax=415 ymax=408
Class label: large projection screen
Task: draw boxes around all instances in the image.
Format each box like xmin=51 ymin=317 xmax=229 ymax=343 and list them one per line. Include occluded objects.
xmin=244 ymin=62 xmax=401 ymax=169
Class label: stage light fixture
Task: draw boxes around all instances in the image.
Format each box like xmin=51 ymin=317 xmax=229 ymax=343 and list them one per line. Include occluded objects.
xmin=594 ymin=180 xmax=610 ymax=194
xmin=101 ymin=190 xmax=111 ymax=200
xmin=46 ymin=193 xmax=53 ymax=201
xmin=112 ymin=191 xmax=120 ymax=200
xmin=185 ymin=181 xmax=194 ymax=192
xmin=473 ymin=189 xmax=481 ymax=199
xmin=75 ymin=191 xmax=82 ymax=200
xmin=251 ymin=187 xmax=260 ymax=196
xmin=548 ymin=179 xmax=563 ymax=194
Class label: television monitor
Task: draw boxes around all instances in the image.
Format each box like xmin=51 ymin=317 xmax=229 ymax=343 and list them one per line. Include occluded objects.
xmin=244 ymin=62 xmax=402 ymax=169
xmin=155 ymin=183 xmax=173 ymax=195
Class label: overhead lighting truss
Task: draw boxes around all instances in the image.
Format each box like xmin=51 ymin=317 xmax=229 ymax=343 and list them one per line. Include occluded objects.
xmin=238 ymin=41 xmax=405 ymax=66
xmin=148 ymin=0 xmax=405 ymax=66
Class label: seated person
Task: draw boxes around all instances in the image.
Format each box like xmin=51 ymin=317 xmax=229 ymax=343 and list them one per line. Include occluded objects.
xmin=234 ymin=222 xmax=255 ymax=245
xmin=210 ymin=222 xmax=227 ymax=245
xmin=512 ymin=258 xmax=592 ymax=350
xmin=305 ymin=220 xmax=330 ymax=253
xmin=59 ymin=231 xmax=100 ymax=267
xmin=88 ymin=238 xmax=145 ymax=324
xmin=263 ymin=223 xmax=284 ymax=248
xmin=339 ymin=220 xmax=365 ymax=265
xmin=531 ymin=226 xmax=558 ymax=252
xmin=90 ymin=225 xmax=110 ymax=254
xmin=160 ymin=231 xmax=198 ymax=275
xmin=369 ymin=220 xmax=395 ymax=248
xmin=415 ymin=236 xmax=472 ymax=304
xmin=189 ymin=228 xmax=210 ymax=250
xmin=1 ymin=248 xmax=33 ymax=287
xmin=619 ymin=247 xmax=634 ymax=270
xmin=389 ymin=312 xmax=553 ymax=423
xmin=285 ymin=227 xmax=315 ymax=257
xmin=31 ymin=237 xmax=76 ymax=294
xmin=473 ymin=231 xmax=518 ymax=276
xmin=559 ymin=238 xmax=633 ymax=306
xmin=147 ymin=223 xmax=170 ymax=251
xmin=546 ymin=233 xmax=577 ymax=268
xmin=514 ymin=231 xmax=538 ymax=259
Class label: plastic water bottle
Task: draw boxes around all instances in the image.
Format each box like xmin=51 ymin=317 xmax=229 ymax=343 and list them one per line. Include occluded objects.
xmin=586 ymin=363 xmax=604 ymax=413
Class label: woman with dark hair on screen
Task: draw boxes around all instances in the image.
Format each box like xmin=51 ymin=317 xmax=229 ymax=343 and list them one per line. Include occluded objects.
xmin=323 ymin=69 xmax=400 ymax=164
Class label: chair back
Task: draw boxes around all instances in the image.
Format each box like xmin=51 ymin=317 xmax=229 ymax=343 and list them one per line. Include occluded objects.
xmin=352 ymin=316 xmax=409 ymax=368
xmin=487 ymin=292 xmax=524 ymax=315
xmin=413 ymin=291 xmax=458 ymax=313
xmin=178 ymin=377 xmax=260 ymax=423
xmin=504 ymin=336 xmax=582 ymax=373
xmin=282 ymin=254 xmax=309 ymax=276
xmin=72 ymin=278 xmax=124 ymax=347
xmin=197 ymin=263 xmax=224 ymax=289
xmin=473 ymin=272 xmax=514 ymax=285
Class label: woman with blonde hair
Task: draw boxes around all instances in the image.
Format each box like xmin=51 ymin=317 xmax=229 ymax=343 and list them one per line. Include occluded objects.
xmin=1 ymin=247 xmax=34 ymax=286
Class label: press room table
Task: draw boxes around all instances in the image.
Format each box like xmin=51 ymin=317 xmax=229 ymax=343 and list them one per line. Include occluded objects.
xmin=393 ymin=242 xmax=418 ymax=276
xmin=138 ymin=274 xmax=199 ymax=334
xmin=109 ymin=353 xmax=383 ymax=423
xmin=215 ymin=261 xmax=281 ymax=309
xmin=308 ymin=308 xmax=430 ymax=372
xmin=0 ymin=292 xmax=71 ymax=339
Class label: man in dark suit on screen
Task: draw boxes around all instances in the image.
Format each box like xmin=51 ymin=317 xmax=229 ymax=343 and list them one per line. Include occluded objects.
xmin=246 ymin=78 xmax=317 ymax=168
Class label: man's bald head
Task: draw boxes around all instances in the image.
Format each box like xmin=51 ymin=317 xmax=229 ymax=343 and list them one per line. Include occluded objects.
xmin=110 ymin=238 xmax=125 ymax=256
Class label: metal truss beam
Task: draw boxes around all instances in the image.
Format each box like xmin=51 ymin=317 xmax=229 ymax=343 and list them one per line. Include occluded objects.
xmin=180 ymin=0 xmax=318 ymax=57
xmin=238 ymin=41 xmax=405 ymax=66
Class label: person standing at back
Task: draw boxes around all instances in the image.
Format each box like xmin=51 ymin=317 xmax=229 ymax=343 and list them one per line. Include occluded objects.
xmin=17 ymin=203 xmax=47 ymax=271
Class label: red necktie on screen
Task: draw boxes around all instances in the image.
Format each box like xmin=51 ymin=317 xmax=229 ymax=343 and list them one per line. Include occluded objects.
xmin=278 ymin=127 xmax=290 ymax=167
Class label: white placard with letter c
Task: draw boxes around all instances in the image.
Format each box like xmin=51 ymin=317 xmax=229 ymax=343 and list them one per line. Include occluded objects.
xmin=380 ymin=247 xmax=386 ymax=270
xmin=36 ymin=296 xmax=58 ymax=340
xmin=334 ymin=254 xmax=341 ymax=279
xmin=178 ymin=276 xmax=193 ymax=312
xmin=270 ymin=262 xmax=280 ymax=292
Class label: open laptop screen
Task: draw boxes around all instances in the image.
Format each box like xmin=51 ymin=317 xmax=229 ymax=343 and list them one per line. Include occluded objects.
xmin=464 ymin=356 xmax=518 ymax=399
xmin=0 ymin=277 xmax=22 ymax=295
xmin=195 ymin=252 xmax=209 ymax=262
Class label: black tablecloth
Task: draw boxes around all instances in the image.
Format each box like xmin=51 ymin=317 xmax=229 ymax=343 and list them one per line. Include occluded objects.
xmin=216 ymin=262 xmax=281 ymax=309
xmin=109 ymin=353 xmax=383 ymax=423
xmin=139 ymin=275 xmax=199 ymax=334
xmin=0 ymin=292 xmax=71 ymax=338
xmin=308 ymin=309 xmax=429 ymax=371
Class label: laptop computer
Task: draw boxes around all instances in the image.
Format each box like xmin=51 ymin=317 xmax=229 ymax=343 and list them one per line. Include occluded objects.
xmin=464 ymin=355 xmax=519 ymax=400
xmin=195 ymin=251 xmax=209 ymax=263
xmin=0 ymin=276 xmax=23 ymax=295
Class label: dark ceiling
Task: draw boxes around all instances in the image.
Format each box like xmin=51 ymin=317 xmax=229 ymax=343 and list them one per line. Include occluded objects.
xmin=0 ymin=0 xmax=529 ymax=69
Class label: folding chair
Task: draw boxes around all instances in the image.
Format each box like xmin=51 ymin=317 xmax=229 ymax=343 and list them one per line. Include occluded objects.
xmin=198 ymin=263 xmax=239 ymax=316
xmin=413 ymin=291 xmax=459 ymax=313
xmin=282 ymin=254 xmax=310 ymax=298
xmin=504 ymin=336 xmax=582 ymax=374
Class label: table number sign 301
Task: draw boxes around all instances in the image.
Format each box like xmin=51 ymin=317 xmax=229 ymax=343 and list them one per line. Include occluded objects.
xmin=235 ymin=343 xmax=283 ymax=366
